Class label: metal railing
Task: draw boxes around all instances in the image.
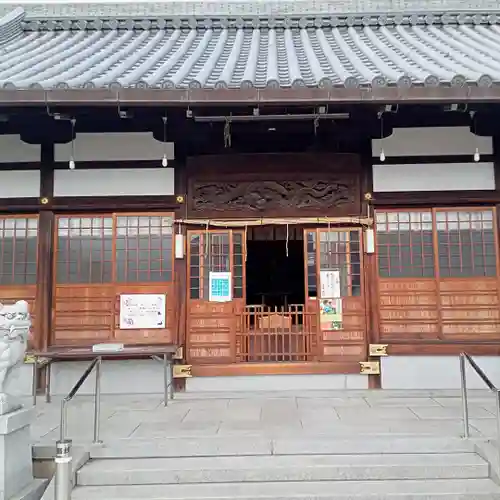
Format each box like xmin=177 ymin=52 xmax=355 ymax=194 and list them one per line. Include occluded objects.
xmin=460 ymin=352 xmax=500 ymax=464
xmin=55 ymin=357 xmax=102 ymax=500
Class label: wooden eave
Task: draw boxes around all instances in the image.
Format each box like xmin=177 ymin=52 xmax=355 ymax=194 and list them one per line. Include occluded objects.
xmin=1 ymin=86 xmax=500 ymax=107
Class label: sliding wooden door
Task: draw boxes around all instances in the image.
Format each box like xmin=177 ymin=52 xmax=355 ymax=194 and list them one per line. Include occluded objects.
xmin=376 ymin=208 xmax=499 ymax=341
xmin=305 ymin=227 xmax=367 ymax=363
xmin=186 ymin=229 xmax=245 ymax=364
xmin=53 ymin=213 xmax=176 ymax=345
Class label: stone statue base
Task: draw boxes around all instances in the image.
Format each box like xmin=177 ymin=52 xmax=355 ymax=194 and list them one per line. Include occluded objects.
xmin=0 ymin=393 xmax=22 ymax=416
xmin=0 ymin=407 xmax=34 ymax=500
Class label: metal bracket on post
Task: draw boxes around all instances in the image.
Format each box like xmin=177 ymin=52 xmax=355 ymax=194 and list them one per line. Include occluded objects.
xmin=174 ymin=365 xmax=192 ymax=378
xmin=359 ymin=361 xmax=381 ymax=375
xmin=369 ymin=344 xmax=388 ymax=357
xmin=54 ymin=439 xmax=72 ymax=500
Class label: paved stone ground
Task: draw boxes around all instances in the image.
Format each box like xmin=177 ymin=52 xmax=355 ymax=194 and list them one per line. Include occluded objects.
xmin=25 ymin=389 xmax=500 ymax=446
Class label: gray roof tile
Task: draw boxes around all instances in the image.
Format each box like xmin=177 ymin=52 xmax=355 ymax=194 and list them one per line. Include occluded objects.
xmin=1 ymin=8 xmax=500 ymax=90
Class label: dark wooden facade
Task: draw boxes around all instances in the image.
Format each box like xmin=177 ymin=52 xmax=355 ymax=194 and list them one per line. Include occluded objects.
xmin=1 ymin=103 xmax=500 ymax=380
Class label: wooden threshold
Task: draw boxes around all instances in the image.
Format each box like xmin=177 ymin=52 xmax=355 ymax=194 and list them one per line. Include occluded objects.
xmin=191 ymin=361 xmax=360 ymax=377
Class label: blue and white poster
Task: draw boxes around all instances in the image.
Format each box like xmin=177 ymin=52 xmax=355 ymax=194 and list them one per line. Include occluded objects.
xmin=209 ymin=272 xmax=232 ymax=302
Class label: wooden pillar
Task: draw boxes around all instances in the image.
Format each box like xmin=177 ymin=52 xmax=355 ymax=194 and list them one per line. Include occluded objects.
xmin=360 ymin=137 xmax=381 ymax=389
xmin=34 ymin=142 xmax=54 ymax=351
xmin=174 ymin=147 xmax=187 ymax=350
xmin=493 ymin=137 xmax=500 ymax=347
xmin=173 ymin=137 xmax=188 ymax=392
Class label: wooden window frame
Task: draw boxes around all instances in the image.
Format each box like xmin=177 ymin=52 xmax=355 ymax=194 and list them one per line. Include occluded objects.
xmin=375 ymin=209 xmax=434 ymax=279
xmin=434 ymin=208 xmax=497 ymax=279
xmin=54 ymin=212 xmax=176 ymax=287
xmin=375 ymin=207 xmax=499 ymax=280
xmin=186 ymin=229 xmax=245 ymax=302
xmin=306 ymin=227 xmax=365 ymax=300
xmin=0 ymin=214 xmax=39 ymax=287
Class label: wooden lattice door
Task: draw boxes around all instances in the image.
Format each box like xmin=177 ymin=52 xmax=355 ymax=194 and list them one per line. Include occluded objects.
xmin=305 ymin=227 xmax=367 ymax=363
xmin=186 ymin=229 xmax=245 ymax=364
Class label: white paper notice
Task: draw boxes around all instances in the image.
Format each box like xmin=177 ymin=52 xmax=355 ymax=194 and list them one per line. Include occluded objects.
xmin=119 ymin=294 xmax=166 ymax=330
xmin=320 ymin=269 xmax=341 ymax=298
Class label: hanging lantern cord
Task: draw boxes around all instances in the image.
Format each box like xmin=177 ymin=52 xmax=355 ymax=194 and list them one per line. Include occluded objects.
xmin=378 ymin=111 xmax=385 ymax=162
xmin=161 ymin=116 xmax=168 ymax=167
xmin=224 ymin=116 xmax=232 ymax=148
xmin=285 ymin=224 xmax=289 ymax=258
xmin=69 ymin=118 xmax=76 ymax=170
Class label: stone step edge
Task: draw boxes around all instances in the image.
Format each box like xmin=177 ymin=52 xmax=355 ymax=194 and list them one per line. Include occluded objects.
xmin=85 ymin=436 xmax=478 ymax=459
xmin=70 ymin=478 xmax=500 ymax=500
xmin=76 ymin=464 xmax=490 ymax=487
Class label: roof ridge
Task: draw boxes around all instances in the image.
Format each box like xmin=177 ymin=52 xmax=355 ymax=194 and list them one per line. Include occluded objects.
xmin=0 ymin=7 xmax=24 ymax=45
xmin=2 ymin=0 xmax=500 ymax=20
xmin=17 ymin=11 xmax=500 ymax=30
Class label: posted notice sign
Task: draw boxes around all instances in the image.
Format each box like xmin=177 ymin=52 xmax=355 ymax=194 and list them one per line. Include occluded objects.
xmin=209 ymin=272 xmax=232 ymax=302
xmin=119 ymin=294 xmax=166 ymax=329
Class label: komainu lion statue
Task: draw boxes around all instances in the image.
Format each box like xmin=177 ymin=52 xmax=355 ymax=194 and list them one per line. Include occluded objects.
xmin=0 ymin=300 xmax=31 ymax=414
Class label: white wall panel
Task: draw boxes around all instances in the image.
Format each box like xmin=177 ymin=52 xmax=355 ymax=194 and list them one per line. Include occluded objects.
xmin=54 ymin=168 xmax=175 ymax=197
xmin=54 ymin=132 xmax=174 ymax=162
xmin=373 ymin=162 xmax=495 ymax=192
xmin=0 ymin=170 xmax=40 ymax=198
xmin=372 ymin=127 xmax=492 ymax=157
xmin=0 ymin=135 xmax=40 ymax=163
xmin=382 ymin=356 xmax=500 ymax=390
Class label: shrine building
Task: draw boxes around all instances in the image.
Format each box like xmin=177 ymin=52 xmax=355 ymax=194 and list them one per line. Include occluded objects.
xmin=1 ymin=0 xmax=500 ymax=392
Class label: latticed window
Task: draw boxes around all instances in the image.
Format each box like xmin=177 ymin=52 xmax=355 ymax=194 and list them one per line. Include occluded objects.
xmin=376 ymin=209 xmax=497 ymax=278
xmin=189 ymin=234 xmax=201 ymax=299
xmin=56 ymin=214 xmax=174 ymax=284
xmin=232 ymin=233 xmax=244 ymax=299
xmin=318 ymin=230 xmax=362 ymax=297
xmin=376 ymin=211 xmax=434 ymax=278
xmin=188 ymin=231 xmax=243 ymax=300
xmin=56 ymin=216 xmax=113 ymax=284
xmin=0 ymin=217 xmax=38 ymax=285
xmin=203 ymin=232 xmax=230 ymax=299
xmin=305 ymin=231 xmax=317 ymax=297
xmin=436 ymin=210 xmax=496 ymax=278
xmin=115 ymin=215 xmax=173 ymax=283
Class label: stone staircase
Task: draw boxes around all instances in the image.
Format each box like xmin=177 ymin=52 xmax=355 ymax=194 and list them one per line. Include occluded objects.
xmin=70 ymin=436 xmax=500 ymax=499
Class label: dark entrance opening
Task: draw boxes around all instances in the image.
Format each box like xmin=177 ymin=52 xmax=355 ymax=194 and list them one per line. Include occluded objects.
xmin=245 ymin=226 xmax=305 ymax=309
xmin=241 ymin=225 xmax=311 ymax=362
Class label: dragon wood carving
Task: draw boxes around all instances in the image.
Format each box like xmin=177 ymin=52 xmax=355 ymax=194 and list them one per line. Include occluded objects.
xmin=191 ymin=180 xmax=354 ymax=213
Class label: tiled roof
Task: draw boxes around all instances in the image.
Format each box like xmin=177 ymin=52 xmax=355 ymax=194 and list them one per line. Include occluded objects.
xmin=2 ymin=8 xmax=500 ymax=90
xmin=2 ymin=0 xmax=499 ymax=19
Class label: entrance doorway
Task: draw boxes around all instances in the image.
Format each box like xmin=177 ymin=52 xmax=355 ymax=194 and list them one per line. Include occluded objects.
xmin=246 ymin=226 xmax=305 ymax=309
xmin=185 ymin=226 xmax=368 ymax=367
xmin=241 ymin=226 xmax=311 ymax=362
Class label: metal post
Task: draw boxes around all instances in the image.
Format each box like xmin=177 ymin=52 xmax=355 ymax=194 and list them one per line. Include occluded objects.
xmin=163 ymin=353 xmax=169 ymax=407
xmin=496 ymin=390 xmax=500 ymax=468
xmin=54 ymin=439 xmax=72 ymax=500
xmin=45 ymin=362 xmax=52 ymax=403
xmin=169 ymin=358 xmax=174 ymax=401
xmin=93 ymin=357 xmax=102 ymax=444
xmin=460 ymin=353 xmax=470 ymax=438
xmin=32 ymin=358 xmax=38 ymax=407
xmin=60 ymin=400 xmax=67 ymax=442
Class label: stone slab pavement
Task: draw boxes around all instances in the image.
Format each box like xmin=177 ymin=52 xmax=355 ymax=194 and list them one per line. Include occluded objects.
xmin=24 ymin=389 xmax=500 ymax=445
